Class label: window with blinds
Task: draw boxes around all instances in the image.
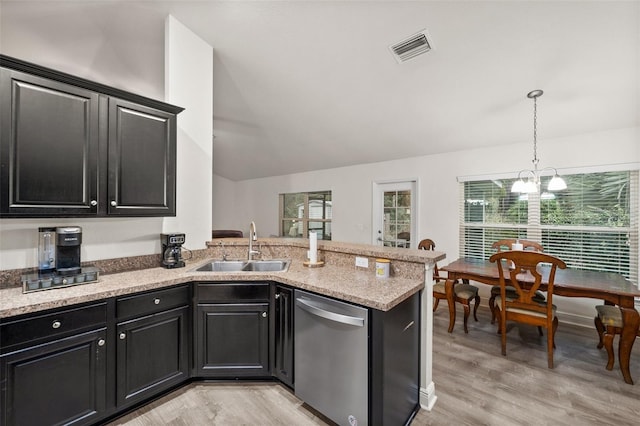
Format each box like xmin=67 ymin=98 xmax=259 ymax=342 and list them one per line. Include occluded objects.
xmin=460 ymin=170 xmax=638 ymax=284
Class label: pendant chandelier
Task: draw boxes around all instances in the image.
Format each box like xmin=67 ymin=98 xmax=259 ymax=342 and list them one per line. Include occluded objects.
xmin=511 ymin=90 xmax=567 ymax=194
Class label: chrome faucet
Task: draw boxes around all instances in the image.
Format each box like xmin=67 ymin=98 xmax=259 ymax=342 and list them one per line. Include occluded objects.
xmin=219 ymin=241 xmax=228 ymax=261
xmin=248 ymin=221 xmax=260 ymax=260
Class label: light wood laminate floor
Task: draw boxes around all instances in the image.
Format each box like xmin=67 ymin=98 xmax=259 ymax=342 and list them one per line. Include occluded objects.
xmin=108 ymin=306 xmax=640 ymax=425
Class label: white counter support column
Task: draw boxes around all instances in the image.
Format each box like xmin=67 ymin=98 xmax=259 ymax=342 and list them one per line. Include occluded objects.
xmin=420 ymin=261 xmax=437 ymax=410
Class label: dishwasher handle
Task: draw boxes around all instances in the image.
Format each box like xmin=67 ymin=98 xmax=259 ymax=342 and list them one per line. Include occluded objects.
xmin=296 ymin=297 xmax=365 ymax=327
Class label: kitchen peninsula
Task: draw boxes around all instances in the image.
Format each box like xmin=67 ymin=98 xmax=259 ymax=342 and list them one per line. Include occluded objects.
xmin=0 ymin=239 xmax=444 ymax=426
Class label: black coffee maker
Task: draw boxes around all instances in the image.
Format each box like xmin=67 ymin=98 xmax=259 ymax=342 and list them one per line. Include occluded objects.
xmin=56 ymin=226 xmax=82 ymax=276
xmin=161 ymin=233 xmax=186 ymax=268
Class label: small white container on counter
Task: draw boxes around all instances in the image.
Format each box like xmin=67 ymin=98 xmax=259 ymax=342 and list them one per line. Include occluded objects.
xmin=375 ymin=258 xmax=390 ymax=278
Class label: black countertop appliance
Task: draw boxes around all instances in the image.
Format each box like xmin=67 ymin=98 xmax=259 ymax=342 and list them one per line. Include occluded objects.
xmin=55 ymin=226 xmax=82 ymax=276
xmin=161 ymin=233 xmax=186 ymax=268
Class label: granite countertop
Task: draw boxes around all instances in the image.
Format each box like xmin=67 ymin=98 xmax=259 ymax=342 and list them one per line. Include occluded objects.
xmin=0 ymin=257 xmax=427 ymax=319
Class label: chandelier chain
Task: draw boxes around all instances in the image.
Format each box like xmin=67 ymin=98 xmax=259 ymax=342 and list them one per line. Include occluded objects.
xmin=532 ymin=95 xmax=538 ymax=168
xmin=512 ymin=89 xmax=566 ymax=194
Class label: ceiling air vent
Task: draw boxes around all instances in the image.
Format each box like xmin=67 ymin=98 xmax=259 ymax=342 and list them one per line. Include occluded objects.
xmin=389 ymin=30 xmax=432 ymax=63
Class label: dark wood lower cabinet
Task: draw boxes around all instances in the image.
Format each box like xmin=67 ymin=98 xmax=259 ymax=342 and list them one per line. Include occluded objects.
xmin=370 ymin=292 xmax=421 ymax=425
xmin=195 ymin=303 xmax=270 ymax=378
xmin=0 ymin=328 xmax=107 ymax=426
xmin=273 ymin=284 xmax=294 ymax=388
xmin=1 ymin=280 xmax=420 ymax=426
xmin=194 ymin=282 xmax=271 ymax=379
xmin=116 ymin=305 xmax=190 ymax=408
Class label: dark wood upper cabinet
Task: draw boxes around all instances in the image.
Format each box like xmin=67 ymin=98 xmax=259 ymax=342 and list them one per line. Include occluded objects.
xmin=0 ymin=69 xmax=100 ymax=216
xmin=0 ymin=54 xmax=183 ymax=218
xmin=108 ymin=98 xmax=176 ymax=216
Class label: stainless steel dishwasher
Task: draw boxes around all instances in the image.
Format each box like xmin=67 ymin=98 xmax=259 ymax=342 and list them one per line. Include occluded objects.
xmin=294 ymin=289 xmax=368 ymax=426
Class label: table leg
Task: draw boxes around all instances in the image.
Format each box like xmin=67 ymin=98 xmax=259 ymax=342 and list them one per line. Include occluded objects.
xmin=446 ymin=278 xmax=456 ymax=333
xmin=618 ymin=307 xmax=639 ymax=385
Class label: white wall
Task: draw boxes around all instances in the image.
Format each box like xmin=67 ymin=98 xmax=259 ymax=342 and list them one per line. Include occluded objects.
xmin=224 ymin=127 xmax=638 ymax=251
xmin=164 ymin=16 xmax=213 ymax=249
xmin=0 ymin=15 xmax=213 ymax=270
xmin=217 ymin=126 xmax=639 ymax=325
xmin=212 ymin=173 xmax=238 ymax=234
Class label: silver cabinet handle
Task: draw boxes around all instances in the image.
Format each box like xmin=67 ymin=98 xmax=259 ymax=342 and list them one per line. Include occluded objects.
xmin=119 ymin=332 xmax=126 ymax=340
xmin=275 ymin=293 xmax=280 ymax=299
xmin=262 ymin=312 xmax=267 ymax=318
xmin=154 ymin=298 xmax=160 ymax=305
xmin=98 ymin=339 xmax=105 ymax=346
xmin=90 ymin=200 xmax=97 ymax=206
xmin=402 ymin=320 xmax=415 ymax=332
xmin=52 ymin=320 xmax=61 ymax=329
xmin=110 ymin=201 xmax=117 ymax=207
xmin=295 ymin=298 xmax=365 ymax=327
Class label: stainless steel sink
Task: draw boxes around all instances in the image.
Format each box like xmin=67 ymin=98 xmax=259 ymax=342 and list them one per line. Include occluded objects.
xmin=243 ymin=260 xmax=290 ymax=272
xmin=196 ymin=260 xmax=246 ymax=272
xmin=193 ymin=259 xmax=290 ymax=272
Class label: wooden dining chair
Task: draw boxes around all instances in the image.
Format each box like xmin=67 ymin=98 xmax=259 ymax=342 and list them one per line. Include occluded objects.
xmin=594 ymin=305 xmax=640 ymax=373
xmin=488 ymin=239 xmax=546 ymax=326
xmin=419 ymin=238 xmax=480 ymax=333
xmin=489 ymin=250 xmax=566 ymax=368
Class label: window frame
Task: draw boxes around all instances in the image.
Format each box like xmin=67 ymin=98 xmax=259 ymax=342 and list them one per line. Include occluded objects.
xmin=458 ymin=166 xmax=639 ymax=286
xmin=279 ymin=191 xmax=332 ymax=240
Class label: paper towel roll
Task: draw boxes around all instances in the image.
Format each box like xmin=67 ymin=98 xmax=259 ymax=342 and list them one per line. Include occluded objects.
xmin=309 ymin=231 xmax=318 ymax=263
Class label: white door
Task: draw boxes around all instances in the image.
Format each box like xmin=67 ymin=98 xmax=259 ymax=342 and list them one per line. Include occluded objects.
xmin=372 ymin=180 xmax=417 ymax=248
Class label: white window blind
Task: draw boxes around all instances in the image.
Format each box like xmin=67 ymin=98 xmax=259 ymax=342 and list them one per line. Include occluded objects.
xmin=459 ymin=170 xmax=638 ymax=284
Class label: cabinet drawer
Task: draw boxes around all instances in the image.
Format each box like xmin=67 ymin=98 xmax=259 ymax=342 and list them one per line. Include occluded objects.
xmin=0 ymin=302 xmax=107 ymax=352
xmin=116 ymin=285 xmax=190 ymax=320
xmin=196 ymin=282 xmax=270 ymax=302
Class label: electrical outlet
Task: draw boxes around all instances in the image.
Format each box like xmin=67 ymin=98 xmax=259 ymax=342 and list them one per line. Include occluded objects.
xmin=355 ymin=257 xmax=369 ymax=268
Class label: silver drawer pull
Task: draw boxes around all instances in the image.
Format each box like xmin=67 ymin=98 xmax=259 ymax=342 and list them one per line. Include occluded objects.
xmin=52 ymin=320 xmax=61 ymax=329
xmin=262 ymin=312 xmax=267 ymax=318
xmin=98 ymin=339 xmax=105 ymax=346
xmin=119 ymin=332 xmax=126 ymax=340
xmin=275 ymin=293 xmax=280 ymax=299
xmin=110 ymin=201 xmax=117 ymax=207
xmin=154 ymin=298 xmax=160 ymax=305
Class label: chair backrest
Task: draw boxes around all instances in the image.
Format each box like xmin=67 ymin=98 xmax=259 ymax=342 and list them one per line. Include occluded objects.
xmin=418 ymin=239 xmax=435 ymax=251
xmin=418 ymin=238 xmax=441 ymax=279
xmin=492 ymin=239 xmax=544 ymax=253
xmin=489 ymin=250 xmax=566 ymax=314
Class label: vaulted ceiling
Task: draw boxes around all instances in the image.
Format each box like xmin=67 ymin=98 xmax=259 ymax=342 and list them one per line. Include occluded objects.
xmin=2 ymin=1 xmax=639 ymax=181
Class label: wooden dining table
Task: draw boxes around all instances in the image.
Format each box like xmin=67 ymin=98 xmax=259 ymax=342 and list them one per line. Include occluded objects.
xmin=441 ymin=257 xmax=640 ymax=384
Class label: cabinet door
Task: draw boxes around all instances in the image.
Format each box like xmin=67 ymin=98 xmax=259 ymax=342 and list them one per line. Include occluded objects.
xmin=274 ymin=285 xmax=294 ymax=387
xmin=0 ymin=328 xmax=107 ymax=426
xmin=0 ymin=69 xmax=99 ymax=217
xmin=116 ymin=305 xmax=189 ymax=408
xmin=107 ymin=98 xmax=176 ymax=216
xmin=195 ymin=303 xmax=269 ymax=378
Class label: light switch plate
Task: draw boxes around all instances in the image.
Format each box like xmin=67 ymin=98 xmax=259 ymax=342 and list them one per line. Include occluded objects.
xmin=355 ymin=256 xmax=369 ymax=268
